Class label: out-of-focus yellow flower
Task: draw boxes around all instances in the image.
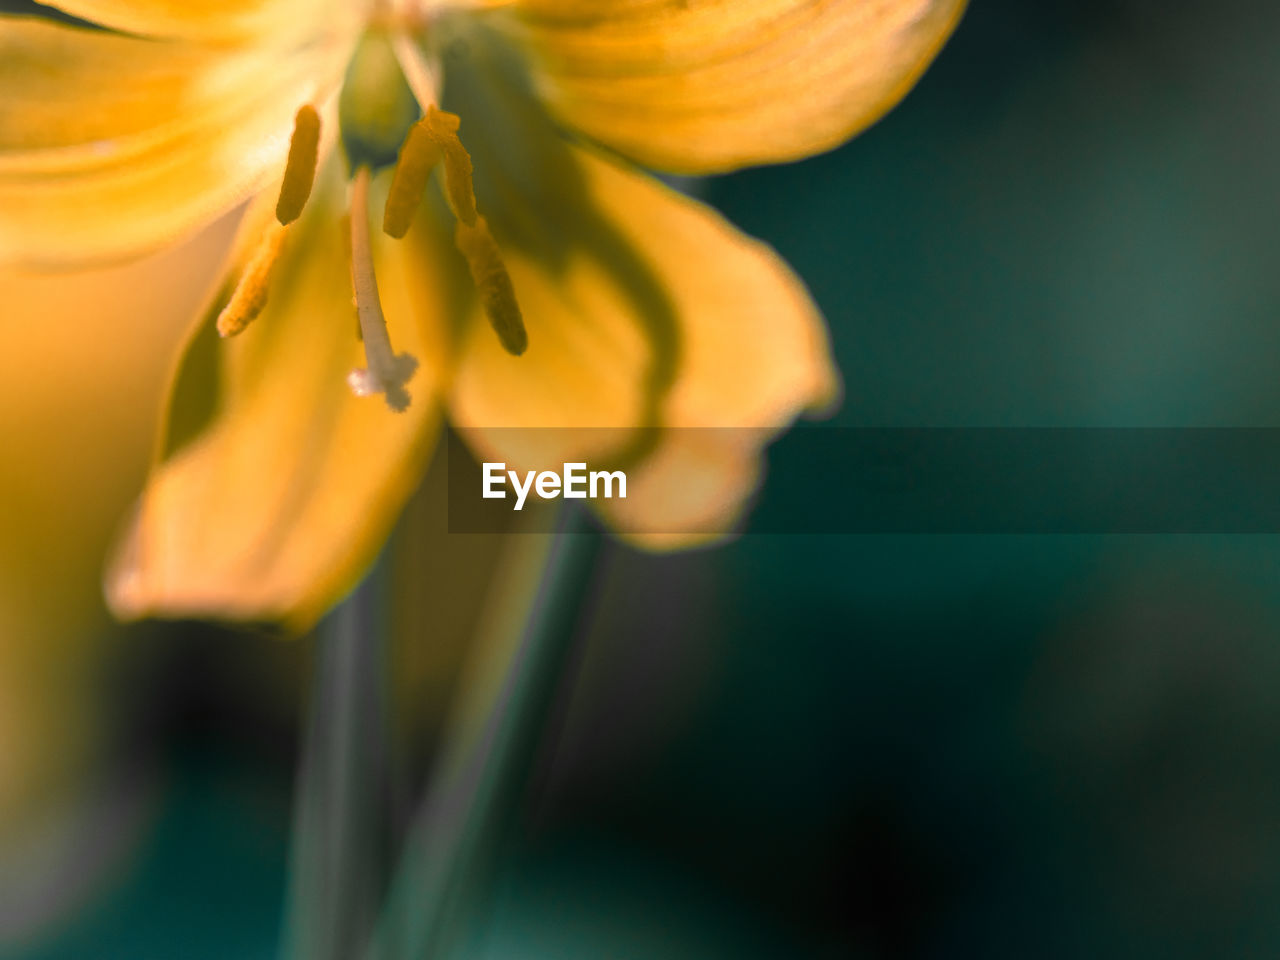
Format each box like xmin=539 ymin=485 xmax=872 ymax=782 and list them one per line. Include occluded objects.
xmin=0 ymin=0 xmax=964 ymax=632
xmin=0 ymin=221 xmax=230 ymax=867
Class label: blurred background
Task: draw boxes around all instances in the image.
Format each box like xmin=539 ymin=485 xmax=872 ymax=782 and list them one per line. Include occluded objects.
xmin=5 ymin=0 xmax=1280 ymax=956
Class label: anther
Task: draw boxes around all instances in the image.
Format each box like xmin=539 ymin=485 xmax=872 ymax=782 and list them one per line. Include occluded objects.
xmin=424 ymin=106 xmax=478 ymax=227
xmin=347 ymin=167 xmax=419 ymax=411
xmin=275 ymin=105 xmax=321 ymax=225
xmin=216 ymin=222 xmax=288 ymax=337
xmin=455 ymin=216 xmax=527 ymax=356
xmin=382 ymin=120 xmax=440 ymax=238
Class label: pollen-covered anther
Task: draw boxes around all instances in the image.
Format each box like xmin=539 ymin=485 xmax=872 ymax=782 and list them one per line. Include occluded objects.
xmin=216 ymin=221 xmax=288 ymax=338
xmin=455 ymin=215 xmax=527 ymax=356
xmin=347 ymin=166 xmax=419 ymax=412
xmin=275 ymin=105 xmax=321 ymax=225
xmin=424 ymin=106 xmax=478 ymax=227
xmin=382 ymin=119 xmax=441 ymax=239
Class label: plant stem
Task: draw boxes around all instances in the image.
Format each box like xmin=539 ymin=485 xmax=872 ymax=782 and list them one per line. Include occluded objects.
xmin=366 ymin=508 xmax=596 ymax=960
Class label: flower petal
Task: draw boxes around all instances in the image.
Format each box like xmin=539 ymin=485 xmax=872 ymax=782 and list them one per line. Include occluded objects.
xmin=505 ymin=0 xmax=965 ymax=173
xmin=36 ymin=0 xmax=356 ymax=41
xmin=0 ymin=208 xmax=234 ymax=652
xmin=441 ymin=66 xmax=838 ymax=545
xmin=106 ymin=166 xmax=447 ymax=633
xmin=0 ymin=17 xmax=350 ymax=266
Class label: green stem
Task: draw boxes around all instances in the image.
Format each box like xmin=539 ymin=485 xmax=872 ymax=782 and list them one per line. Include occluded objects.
xmin=366 ymin=508 xmax=596 ymax=960
xmin=280 ymin=566 xmax=392 ymax=960
xmin=278 ymin=507 xmax=596 ymax=960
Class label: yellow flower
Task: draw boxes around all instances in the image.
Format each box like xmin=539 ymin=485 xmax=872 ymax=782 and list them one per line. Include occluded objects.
xmin=0 ymin=0 xmax=964 ymax=632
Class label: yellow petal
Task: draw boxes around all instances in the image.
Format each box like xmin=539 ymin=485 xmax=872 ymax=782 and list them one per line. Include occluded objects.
xmin=0 ymin=217 xmax=238 ymax=840
xmin=36 ymin=0 xmax=356 ymax=41
xmin=0 ymin=18 xmax=350 ymax=266
xmin=442 ymin=69 xmax=837 ymax=545
xmin=106 ymin=165 xmax=447 ymax=634
xmin=505 ymin=0 xmax=966 ymax=173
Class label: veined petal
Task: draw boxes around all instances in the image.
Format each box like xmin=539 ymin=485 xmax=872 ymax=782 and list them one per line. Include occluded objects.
xmin=36 ymin=0 xmax=359 ymax=41
xmin=504 ymin=0 xmax=965 ymax=173
xmin=445 ymin=102 xmax=838 ymax=545
xmin=0 ymin=18 xmax=351 ymax=266
xmin=106 ymin=166 xmax=446 ymax=634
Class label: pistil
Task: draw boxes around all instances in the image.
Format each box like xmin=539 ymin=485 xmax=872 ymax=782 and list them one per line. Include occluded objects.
xmin=346 ymin=166 xmax=419 ymax=411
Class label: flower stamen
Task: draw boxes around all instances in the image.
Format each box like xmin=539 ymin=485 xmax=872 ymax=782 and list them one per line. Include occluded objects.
xmin=275 ymin=105 xmax=321 ymax=226
xmin=216 ymin=221 xmax=288 ymax=338
xmin=388 ymin=34 xmax=527 ymax=356
xmin=382 ymin=121 xmax=440 ymax=238
xmin=422 ymin=106 xmax=478 ymax=227
xmin=455 ymin=215 xmax=527 ymax=356
xmin=380 ymin=104 xmax=474 ymax=237
xmin=346 ymin=166 xmax=419 ymax=411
